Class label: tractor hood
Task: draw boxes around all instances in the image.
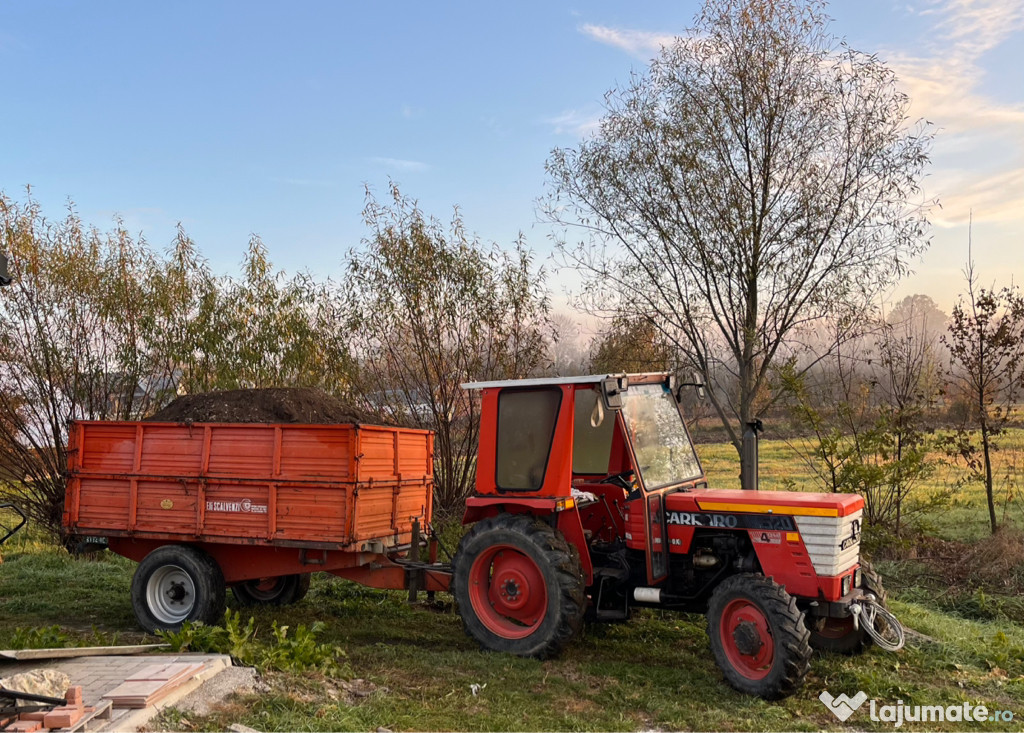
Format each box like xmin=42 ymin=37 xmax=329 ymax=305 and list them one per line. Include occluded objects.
xmin=663 ymin=489 xmax=866 ymax=582
xmin=679 ymin=489 xmax=865 ymax=518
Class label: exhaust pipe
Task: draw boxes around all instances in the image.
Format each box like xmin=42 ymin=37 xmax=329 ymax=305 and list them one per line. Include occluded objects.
xmin=741 ymin=419 xmax=763 ymax=491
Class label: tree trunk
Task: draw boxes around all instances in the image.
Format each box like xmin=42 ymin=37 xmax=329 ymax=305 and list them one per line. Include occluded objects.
xmin=980 ymin=422 xmax=998 ymax=534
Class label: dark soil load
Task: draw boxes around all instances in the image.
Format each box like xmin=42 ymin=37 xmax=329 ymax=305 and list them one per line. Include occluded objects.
xmin=146 ymin=387 xmax=376 ymax=425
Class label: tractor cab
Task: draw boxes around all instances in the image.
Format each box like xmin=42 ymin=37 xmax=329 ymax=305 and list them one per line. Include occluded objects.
xmin=456 ymin=372 xmax=903 ymax=699
xmin=462 ymin=373 xmax=700 ymax=584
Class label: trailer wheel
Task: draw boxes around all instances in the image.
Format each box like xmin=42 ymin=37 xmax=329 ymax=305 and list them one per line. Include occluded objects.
xmin=231 ymin=574 xmax=311 ymax=606
xmin=809 ymin=561 xmax=889 ymax=654
xmin=707 ymin=574 xmax=812 ymax=699
xmin=453 ymin=513 xmax=585 ymax=659
xmin=131 ymin=545 xmax=226 ymax=634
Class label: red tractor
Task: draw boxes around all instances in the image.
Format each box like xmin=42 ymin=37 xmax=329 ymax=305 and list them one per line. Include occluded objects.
xmin=64 ymin=372 xmax=902 ymax=700
xmin=452 ymin=373 xmax=902 ymax=699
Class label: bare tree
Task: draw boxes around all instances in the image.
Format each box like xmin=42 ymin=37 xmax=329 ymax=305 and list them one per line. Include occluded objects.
xmin=345 ymin=184 xmax=550 ymax=516
xmin=943 ymin=254 xmax=1024 ymax=535
xmin=781 ymin=313 xmax=942 ymax=533
xmin=545 ymin=0 xmax=932 ymax=483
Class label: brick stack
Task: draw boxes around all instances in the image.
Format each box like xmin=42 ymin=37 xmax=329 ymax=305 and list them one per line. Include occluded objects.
xmin=1 ymin=685 xmax=95 ymax=732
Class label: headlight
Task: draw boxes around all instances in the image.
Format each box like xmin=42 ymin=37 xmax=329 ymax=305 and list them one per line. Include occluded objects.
xmin=842 ymin=574 xmax=853 ymax=596
xmin=854 ymin=567 xmax=863 ymax=588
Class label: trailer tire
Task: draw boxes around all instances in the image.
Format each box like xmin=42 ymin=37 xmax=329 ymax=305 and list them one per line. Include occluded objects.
xmin=231 ymin=574 xmax=311 ymax=606
xmin=131 ymin=545 xmax=226 ymax=634
xmin=808 ymin=561 xmax=888 ymax=655
xmin=453 ymin=513 xmax=585 ymax=659
xmin=707 ymin=573 xmax=812 ymax=699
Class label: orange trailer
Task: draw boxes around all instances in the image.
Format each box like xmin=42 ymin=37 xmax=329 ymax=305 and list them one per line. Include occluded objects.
xmin=64 ymin=420 xmax=448 ymax=632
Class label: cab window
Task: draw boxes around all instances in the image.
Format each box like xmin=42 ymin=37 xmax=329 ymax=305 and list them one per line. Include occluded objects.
xmin=572 ymin=388 xmax=615 ymax=475
xmin=495 ymin=388 xmax=561 ymax=490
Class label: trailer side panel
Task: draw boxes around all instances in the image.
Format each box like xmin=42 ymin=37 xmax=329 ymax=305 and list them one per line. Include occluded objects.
xmin=65 ymin=421 xmax=433 ymax=550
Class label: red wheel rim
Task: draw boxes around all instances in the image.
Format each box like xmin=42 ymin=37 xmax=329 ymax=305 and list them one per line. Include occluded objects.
xmin=719 ymin=598 xmax=775 ymax=680
xmin=468 ymin=544 xmax=547 ymax=639
xmin=253 ymin=578 xmax=280 ymax=592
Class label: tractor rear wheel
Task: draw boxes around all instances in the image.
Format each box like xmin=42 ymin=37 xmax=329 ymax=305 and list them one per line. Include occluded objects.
xmin=809 ymin=561 xmax=888 ymax=654
xmin=231 ymin=573 xmax=311 ymax=606
xmin=453 ymin=513 xmax=585 ymax=659
xmin=707 ymin=573 xmax=812 ymax=699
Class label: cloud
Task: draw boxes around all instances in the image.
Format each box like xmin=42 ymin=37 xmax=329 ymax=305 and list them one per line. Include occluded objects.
xmin=930 ymin=0 xmax=1024 ymax=55
xmin=579 ymin=24 xmax=676 ymax=58
xmin=545 ymin=108 xmax=602 ymax=136
xmin=368 ymin=157 xmax=430 ymax=172
xmin=884 ymin=0 xmax=1024 ymax=226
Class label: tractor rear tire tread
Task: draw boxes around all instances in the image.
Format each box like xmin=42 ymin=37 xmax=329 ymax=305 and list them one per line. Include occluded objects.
xmin=707 ymin=573 xmax=812 ymax=699
xmin=453 ymin=513 xmax=585 ymax=659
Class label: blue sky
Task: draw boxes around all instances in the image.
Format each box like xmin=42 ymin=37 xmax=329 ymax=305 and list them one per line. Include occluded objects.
xmin=1 ymin=0 xmax=1022 ymax=318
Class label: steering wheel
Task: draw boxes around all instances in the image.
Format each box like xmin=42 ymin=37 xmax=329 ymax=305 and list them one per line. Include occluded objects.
xmin=601 ymin=470 xmax=635 ymax=491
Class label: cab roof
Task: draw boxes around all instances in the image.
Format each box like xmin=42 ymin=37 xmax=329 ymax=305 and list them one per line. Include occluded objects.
xmin=461 ymin=372 xmax=669 ymax=391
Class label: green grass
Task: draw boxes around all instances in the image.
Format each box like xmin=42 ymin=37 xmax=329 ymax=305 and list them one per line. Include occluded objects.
xmin=1 ymin=544 xmax=1022 ymax=731
xmin=0 ymin=438 xmax=1022 ymax=731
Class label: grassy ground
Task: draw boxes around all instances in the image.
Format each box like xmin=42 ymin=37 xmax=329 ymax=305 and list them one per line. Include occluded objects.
xmin=0 ymin=437 xmax=1022 ymax=731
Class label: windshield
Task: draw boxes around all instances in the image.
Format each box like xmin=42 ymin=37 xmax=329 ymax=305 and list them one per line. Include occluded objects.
xmin=621 ymin=382 xmax=702 ymax=489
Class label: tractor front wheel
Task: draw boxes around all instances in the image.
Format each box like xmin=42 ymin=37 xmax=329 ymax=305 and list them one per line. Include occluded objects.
xmin=453 ymin=514 xmax=585 ymax=659
xmin=707 ymin=574 xmax=812 ymax=699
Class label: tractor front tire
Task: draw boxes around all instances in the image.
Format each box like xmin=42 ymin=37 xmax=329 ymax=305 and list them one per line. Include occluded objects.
xmin=707 ymin=573 xmax=812 ymax=699
xmin=809 ymin=561 xmax=888 ymax=655
xmin=453 ymin=514 xmax=585 ymax=659
xmin=131 ymin=545 xmax=226 ymax=634
xmin=231 ymin=573 xmax=311 ymax=607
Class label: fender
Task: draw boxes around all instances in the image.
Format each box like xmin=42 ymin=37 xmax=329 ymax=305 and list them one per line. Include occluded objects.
xmin=462 ymin=495 xmax=594 ymax=585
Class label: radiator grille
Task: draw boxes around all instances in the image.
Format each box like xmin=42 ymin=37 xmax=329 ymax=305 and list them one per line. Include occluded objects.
xmin=793 ymin=510 xmax=862 ymax=577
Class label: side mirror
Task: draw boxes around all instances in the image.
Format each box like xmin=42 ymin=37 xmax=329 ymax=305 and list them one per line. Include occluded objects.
xmin=676 ymin=371 xmax=706 ymax=401
xmin=601 ymin=376 xmax=627 ymax=410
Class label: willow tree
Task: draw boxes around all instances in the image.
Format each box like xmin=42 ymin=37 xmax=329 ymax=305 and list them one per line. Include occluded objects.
xmin=0 ymin=195 xmax=173 ymax=536
xmin=545 ymin=0 xmax=932 ymax=479
xmin=345 ymin=184 xmax=550 ymax=515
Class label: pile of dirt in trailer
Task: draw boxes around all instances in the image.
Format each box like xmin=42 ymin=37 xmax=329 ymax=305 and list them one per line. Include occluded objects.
xmin=145 ymin=388 xmax=377 ymax=425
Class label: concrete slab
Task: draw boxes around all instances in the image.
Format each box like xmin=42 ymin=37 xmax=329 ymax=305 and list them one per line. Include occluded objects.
xmin=0 ymin=645 xmax=168 ymax=661
xmin=0 ymin=653 xmax=232 ymax=731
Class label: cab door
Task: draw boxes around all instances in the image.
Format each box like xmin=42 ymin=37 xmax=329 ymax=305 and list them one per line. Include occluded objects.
xmin=616 ymin=408 xmax=670 ymax=585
